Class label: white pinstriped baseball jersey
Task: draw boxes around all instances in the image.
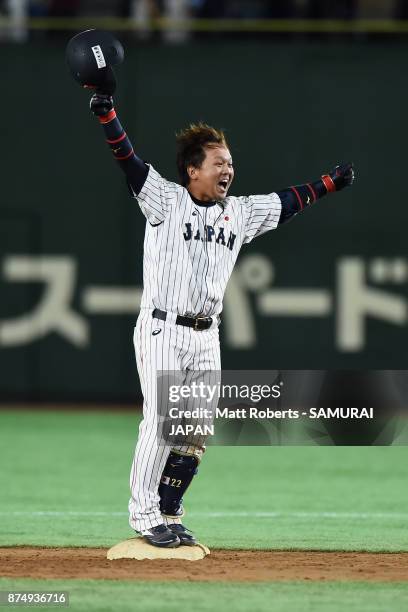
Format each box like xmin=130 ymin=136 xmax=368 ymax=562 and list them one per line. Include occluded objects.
xmin=130 ymin=164 xmax=282 ymax=318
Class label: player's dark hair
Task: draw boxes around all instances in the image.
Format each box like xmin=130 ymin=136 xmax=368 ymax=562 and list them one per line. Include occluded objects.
xmin=176 ymin=122 xmax=229 ymax=186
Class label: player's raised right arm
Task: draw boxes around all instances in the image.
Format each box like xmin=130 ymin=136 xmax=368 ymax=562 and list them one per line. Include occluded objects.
xmin=90 ymin=93 xmax=149 ymax=195
xmin=90 ymin=93 xmax=173 ymax=225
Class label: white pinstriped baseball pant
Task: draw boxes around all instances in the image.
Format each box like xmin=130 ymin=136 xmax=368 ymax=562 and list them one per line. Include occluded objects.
xmin=128 ymin=308 xmax=221 ymax=533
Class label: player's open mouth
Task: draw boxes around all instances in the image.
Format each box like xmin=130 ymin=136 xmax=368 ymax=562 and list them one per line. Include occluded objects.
xmin=218 ymin=180 xmax=228 ymax=191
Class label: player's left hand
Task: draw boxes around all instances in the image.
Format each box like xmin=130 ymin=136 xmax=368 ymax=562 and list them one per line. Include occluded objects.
xmin=327 ymin=163 xmax=355 ymax=191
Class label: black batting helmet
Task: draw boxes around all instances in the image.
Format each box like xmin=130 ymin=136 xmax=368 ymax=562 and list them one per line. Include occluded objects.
xmin=66 ymin=29 xmax=124 ymax=95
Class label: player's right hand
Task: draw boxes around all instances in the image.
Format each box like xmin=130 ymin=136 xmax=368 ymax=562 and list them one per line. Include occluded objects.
xmin=90 ymin=93 xmax=114 ymax=117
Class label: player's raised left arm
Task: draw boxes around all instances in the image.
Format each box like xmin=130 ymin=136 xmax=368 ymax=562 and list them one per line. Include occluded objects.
xmin=278 ymin=162 xmax=355 ymax=224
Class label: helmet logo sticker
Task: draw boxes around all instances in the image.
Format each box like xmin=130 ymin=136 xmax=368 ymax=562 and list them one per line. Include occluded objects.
xmin=91 ymin=45 xmax=107 ymax=69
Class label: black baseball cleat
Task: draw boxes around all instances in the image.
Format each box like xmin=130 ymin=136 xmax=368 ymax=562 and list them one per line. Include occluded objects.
xmin=141 ymin=524 xmax=181 ymax=548
xmin=167 ymin=524 xmax=197 ymax=546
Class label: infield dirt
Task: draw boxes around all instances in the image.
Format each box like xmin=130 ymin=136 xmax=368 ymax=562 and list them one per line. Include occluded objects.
xmin=1 ymin=548 xmax=408 ymax=582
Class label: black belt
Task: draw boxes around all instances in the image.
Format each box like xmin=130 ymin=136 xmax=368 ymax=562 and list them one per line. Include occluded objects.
xmin=152 ymin=308 xmax=213 ymax=331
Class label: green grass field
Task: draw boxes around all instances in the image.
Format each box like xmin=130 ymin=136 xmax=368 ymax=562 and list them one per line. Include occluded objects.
xmin=1 ymin=410 xmax=408 ymax=611
xmin=0 ymin=579 xmax=407 ymax=612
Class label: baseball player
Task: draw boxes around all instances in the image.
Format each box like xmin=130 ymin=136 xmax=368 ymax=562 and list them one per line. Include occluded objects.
xmin=68 ymin=31 xmax=354 ymax=548
xmin=92 ymin=98 xmax=354 ymax=546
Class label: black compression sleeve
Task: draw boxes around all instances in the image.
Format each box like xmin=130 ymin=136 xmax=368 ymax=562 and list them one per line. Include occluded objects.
xmin=277 ymin=178 xmax=329 ymax=224
xmin=98 ymin=109 xmax=148 ymax=195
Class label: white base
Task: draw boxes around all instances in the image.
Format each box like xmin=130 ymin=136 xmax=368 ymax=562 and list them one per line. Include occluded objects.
xmin=107 ymin=537 xmax=210 ymax=561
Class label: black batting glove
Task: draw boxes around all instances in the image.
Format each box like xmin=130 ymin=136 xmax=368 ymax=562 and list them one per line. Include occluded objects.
xmin=322 ymin=162 xmax=355 ymax=193
xmin=90 ymin=92 xmax=114 ymax=117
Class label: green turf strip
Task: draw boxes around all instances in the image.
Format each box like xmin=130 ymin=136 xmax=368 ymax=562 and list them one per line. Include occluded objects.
xmin=1 ymin=411 xmax=408 ymax=550
xmin=0 ymin=579 xmax=407 ymax=612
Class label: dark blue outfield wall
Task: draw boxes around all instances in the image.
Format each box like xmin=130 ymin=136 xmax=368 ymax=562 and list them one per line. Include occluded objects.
xmin=1 ymin=40 xmax=407 ymax=400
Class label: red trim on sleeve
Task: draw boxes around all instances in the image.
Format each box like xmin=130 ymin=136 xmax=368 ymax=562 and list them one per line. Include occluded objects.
xmin=290 ymin=186 xmax=303 ymax=210
xmin=307 ymin=183 xmax=317 ymax=202
xmin=99 ymin=109 xmax=117 ymax=124
xmin=115 ymin=148 xmax=134 ymax=160
xmin=106 ymin=132 xmax=127 ymax=144
xmin=321 ymin=174 xmax=336 ymax=193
